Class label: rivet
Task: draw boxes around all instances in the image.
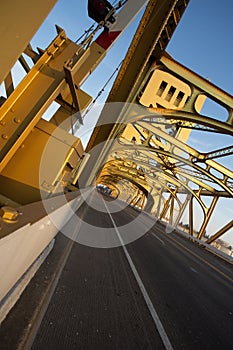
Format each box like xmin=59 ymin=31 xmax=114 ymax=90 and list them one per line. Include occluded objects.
xmin=0 ymin=120 xmax=6 ymax=126
xmin=2 ymin=134 xmax=8 ymax=140
xmin=14 ymin=117 xmax=21 ymax=124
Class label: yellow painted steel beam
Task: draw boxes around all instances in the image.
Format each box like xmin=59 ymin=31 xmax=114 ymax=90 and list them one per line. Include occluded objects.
xmin=111 ymin=135 xmax=233 ymax=197
xmin=104 ymin=150 xmax=207 ymax=212
xmin=4 ymin=72 xmax=14 ymax=97
xmin=189 ymin=195 xmax=193 ymax=236
xmin=0 ymin=26 xmax=102 ymax=175
xmin=107 ymin=0 xmax=190 ymax=104
xmin=126 ymin=108 xmax=233 ymax=135
xmin=160 ymin=193 xmax=172 ymax=220
xmin=0 ymin=28 xmax=78 ymax=173
xmin=101 ymin=113 xmax=232 ymax=234
xmin=0 ymin=0 xmax=57 ymax=84
xmin=108 ymin=145 xmax=227 ymax=198
xmin=160 ymin=53 xmax=233 ymax=121
xmin=206 ymin=220 xmax=233 ymax=245
xmin=111 ymin=147 xmax=229 ymax=198
xmin=83 ymin=0 xmax=190 ymax=185
xmin=0 ymin=119 xmax=84 ymax=204
xmin=197 ymin=196 xmax=219 ymax=240
xmin=83 ymin=0 xmax=231 ymax=245
xmin=174 ymin=194 xmax=190 ymax=227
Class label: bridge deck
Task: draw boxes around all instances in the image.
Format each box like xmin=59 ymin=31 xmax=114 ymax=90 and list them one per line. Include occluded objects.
xmin=0 ymin=191 xmax=232 ymax=350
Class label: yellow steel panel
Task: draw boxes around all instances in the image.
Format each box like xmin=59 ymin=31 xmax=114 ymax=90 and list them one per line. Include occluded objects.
xmin=0 ymin=33 xmax=79 ymax=173
xmin=0 ymin=0 xmax=57 ymax=83
xmin=139 ymin=70 xmax=192 ymax=109
xmin=160 ymin=54 xmax=233 ymax=111
xmin=0 ymin=119 xmax=83 ymax=204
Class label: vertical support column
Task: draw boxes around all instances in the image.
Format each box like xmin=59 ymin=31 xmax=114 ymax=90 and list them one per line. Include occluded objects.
xmin=174 ymin=194 xmax=190 ymax=227
xmin=149 ymin=188 xmax=159 ymax=214
xmin=144 ymin=191 xmax=154 ymax=213
xmin=197 ymin=196 xmax=219 ymax=240
xmin=155 ymin=191 xmax=163 ymax=218
xmin=4 ymin=72 xmax=14 ymax=97
xmin=130 ymin=188 xmax=139 ymax=206
xmin=227 ymin=109 xmax=233 ymax=125
xmin=160 ymin=193 xmax=172 ymax=220
xmin=169 ymin=195 xmax=174 ymax=226
xmin=189 ymin=195 xmax=193 ymax=236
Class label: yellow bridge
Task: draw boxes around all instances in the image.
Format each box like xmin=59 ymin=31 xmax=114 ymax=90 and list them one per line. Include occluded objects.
xmin=0 ymin=1 xmax=232 ymax=349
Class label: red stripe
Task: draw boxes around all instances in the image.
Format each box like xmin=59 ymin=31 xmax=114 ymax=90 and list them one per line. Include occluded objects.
xmin=95 ymin=31 xmax=121 ymax=50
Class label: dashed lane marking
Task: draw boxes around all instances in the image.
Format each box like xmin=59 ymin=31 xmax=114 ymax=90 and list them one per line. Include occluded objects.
xmin=103 ymin=200 xmax=174 ymax=350
xmin=152 ymin=233 xmax=165 ymax=246
xmin=190 ymin=267 xmax=198 ymax=274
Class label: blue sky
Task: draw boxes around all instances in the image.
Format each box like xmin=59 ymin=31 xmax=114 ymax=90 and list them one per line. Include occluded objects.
xmin=166 ymin=0 xmax=233 ymax=245
xmin=1 ymin=0 xmax=232 ymax=244
xmin=28 ymin=0 xmax=233 ymax=97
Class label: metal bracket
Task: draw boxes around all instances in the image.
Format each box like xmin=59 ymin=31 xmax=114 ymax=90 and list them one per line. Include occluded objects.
xmin=63 ymin=66 xmax=83 ymax=125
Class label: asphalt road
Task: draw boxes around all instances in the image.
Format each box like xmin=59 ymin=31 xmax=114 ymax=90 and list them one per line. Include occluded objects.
xmin=0 ymin=189 xmax=233 ymax=349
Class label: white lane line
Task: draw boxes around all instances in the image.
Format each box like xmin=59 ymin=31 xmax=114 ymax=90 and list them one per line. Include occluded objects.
xmin=103 ymin=201 xmax=174 ymax=350
xmin=190 ymin=267 xmax=198 ymax=274
xmin=152 ymin=233 xmax=165 ymax=246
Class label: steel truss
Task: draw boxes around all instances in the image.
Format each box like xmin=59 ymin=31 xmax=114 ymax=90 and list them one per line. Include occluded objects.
xmin=97 ymin=54 xmax=233 ymax=245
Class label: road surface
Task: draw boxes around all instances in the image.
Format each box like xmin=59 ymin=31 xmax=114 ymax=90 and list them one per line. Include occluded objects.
xmin=0 ymin=189 xmax=232 ymax=349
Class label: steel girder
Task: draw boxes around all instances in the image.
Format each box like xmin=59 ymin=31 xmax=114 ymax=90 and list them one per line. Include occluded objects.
xmin=82 ymin=1 xmax=232 ymax=246
xmin=96 ymin=54 xmax=233 ymax=245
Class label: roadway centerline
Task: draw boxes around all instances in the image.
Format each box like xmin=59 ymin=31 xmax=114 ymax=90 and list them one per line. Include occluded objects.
xmin=151 ymin=232 xmax=165 ymax=245
xmin=103 ymin=200 xmax=174 ymax=350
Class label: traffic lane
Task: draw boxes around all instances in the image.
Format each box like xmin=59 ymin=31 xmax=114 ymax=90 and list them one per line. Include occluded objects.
xmin=73 ymin=191 xmax=153 ymax=248
xmin=105 ymin=197 xmax=157 ymax=245
xmin=108 ymin=199 xmax=233 ymax=284
xmin=31 ymin=196 xmax=165 ymax=350
xmin=150 ymin=228 xmax=233 ymax=291
xmin=146 ymin=230 xmax=233 ymax=350
xmin=103 ymin=199 xmax=174 ymax=350
xmin=153 ymin=222 xmax=233 ymax=283
xmin=109 ymin=205 xmax=233 ymax=349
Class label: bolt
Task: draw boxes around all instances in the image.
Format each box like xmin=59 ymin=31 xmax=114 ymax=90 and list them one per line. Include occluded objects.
xmin=60 ymin=34 xmax=66 ymax=40
xmin=0 ymin=206 xmax=19 ymax=223
xmin=14 ymin=117 xmax=21 ymax=124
